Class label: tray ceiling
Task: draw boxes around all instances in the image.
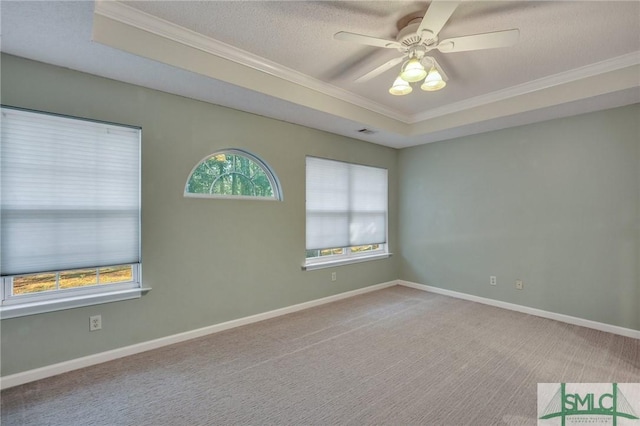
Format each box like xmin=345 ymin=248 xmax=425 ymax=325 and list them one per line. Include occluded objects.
xmin=2 ymin=1 xmax=639 ymax=148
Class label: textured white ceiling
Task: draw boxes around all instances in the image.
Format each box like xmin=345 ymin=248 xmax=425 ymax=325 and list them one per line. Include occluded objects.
xmin=121 ymin=1 xmax=640 ymax=115
xmin=1 ymin=1 xmax=639 ymax=148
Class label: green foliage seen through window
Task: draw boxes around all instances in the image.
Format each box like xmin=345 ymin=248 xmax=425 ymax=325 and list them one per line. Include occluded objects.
xmin=185 ymin=150 xmax=280 ymax=199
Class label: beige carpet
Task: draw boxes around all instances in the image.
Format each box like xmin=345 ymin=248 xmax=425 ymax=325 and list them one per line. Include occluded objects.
xmin=2 ymin=286 xmax=639 ymax=425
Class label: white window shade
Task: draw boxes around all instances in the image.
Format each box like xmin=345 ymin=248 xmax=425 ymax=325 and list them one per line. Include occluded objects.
xmin=306 ymin=157 xmax=387 ymax=250
xmin=1 ymin=107 xmax=141 ymax=276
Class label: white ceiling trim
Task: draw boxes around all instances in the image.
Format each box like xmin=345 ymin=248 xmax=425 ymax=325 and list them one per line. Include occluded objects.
xmin=93 ymin=0 xmax=639 ymax=140
xmin=410 ymin=65 xmax=640 ymax=137
xmin=410 ymin=51 xmax=640 ymax=123
xmin=93 ymin=0 xmax=408 ymax=123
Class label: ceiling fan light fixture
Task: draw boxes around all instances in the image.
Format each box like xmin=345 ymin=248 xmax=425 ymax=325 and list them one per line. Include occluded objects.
xmin=389 ymin=76 xmax=412 ymax=96
xmin=400 ymin=58 xmax=427 ymax=83
xmin=421 ymin=67 xmax=446 ymax=91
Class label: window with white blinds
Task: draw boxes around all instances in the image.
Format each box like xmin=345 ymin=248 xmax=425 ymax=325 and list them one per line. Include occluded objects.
xmin=305 ymin=157 xmax=388 ymax=267
xmin=0 ymin=106 xmax=141 ymax=316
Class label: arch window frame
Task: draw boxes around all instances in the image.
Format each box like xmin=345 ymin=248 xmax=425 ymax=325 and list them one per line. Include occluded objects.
xmin=184 ymin=149 xmax=283 ymax=201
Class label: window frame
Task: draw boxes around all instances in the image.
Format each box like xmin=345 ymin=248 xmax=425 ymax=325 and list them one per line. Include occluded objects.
xmin=184 ymin=148 xmax=283 ymax=201
xmin=1 ymin=264 xmax=143 ymax=319
xmin=303 ymin=244 xmax=390 ymax=270
xmin=0 ymin=106 xmax=145 ymax=319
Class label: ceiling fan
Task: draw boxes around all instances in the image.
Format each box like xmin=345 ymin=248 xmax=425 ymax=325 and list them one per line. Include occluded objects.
xmin=334 ymin=0 xmax=520 ymax=95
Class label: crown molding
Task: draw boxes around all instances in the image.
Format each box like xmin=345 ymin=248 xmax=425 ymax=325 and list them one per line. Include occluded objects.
xmin=410 ymin=51 xmax=640 ymax=124
xmin=94 ymin=1 xmax=639 ymax=133
xmin=93 ymin=0 xmax=409 ymax=123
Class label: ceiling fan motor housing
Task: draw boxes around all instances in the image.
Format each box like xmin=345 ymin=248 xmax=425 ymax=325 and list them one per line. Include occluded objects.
xmin=396 ymin=20 xmax=438 ymax=52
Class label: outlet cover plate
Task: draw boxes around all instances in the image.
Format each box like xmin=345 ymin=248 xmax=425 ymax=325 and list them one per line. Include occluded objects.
xmin=90 ymin=315 xmax=102 ymax=331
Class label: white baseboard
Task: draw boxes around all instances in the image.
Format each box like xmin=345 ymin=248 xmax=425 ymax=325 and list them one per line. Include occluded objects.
xmin=0 ymin=280 xmax=398 ymax=390
xmin=4 ymin=279 xmax=635 ymax=390
xmin=398 ymin=280 xmax=640 ymax=339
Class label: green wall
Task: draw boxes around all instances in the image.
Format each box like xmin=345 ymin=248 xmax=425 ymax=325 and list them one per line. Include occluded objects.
xmin=0 ymin=54 xmax=399 ymax=375
xmin=2 ymin=53 xmax=638 ymax=378
xmin=399 ymin=104 xmax=640 ymax=330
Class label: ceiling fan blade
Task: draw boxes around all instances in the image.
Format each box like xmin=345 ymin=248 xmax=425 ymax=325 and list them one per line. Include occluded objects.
xmin=418 ymin=0 xmax=461 ymax=43
xmin=334 ymin=31 xmax=402 ymax=49
xmin=438 ymin=29 xmax=520 ymax=52
xmin=355 ymin=56 xmax=405 ymax=83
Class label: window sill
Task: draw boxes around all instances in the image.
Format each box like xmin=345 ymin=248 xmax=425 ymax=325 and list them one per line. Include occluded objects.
xmin=302 ymin=253 xmax=392 ymax=271
xmin=0 ymin=287 xmax=151 ymax=319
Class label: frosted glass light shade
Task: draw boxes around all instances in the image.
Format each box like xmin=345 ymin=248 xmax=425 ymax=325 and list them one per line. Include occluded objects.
xmin=421 ymin=67 xmax=446 ymax=91
xmin=400 ymin=58 xmax=427 ymax=83
xmin=389 ymin=76 xmax=412 ymax=96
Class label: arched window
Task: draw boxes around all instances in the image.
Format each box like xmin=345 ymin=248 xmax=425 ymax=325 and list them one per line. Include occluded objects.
xmin=184 ymin=149 xmax=282 ymax=200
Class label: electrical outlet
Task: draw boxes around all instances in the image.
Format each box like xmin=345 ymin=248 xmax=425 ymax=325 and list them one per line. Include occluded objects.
xmin=90 ymin=315 xmax=102 ymax=331
xmin=331 ymin=272 xmax=337 ymax=282
xmin=515 ymin=280 xmax=523 ymax=290
xmin=490 ymin=276 xmax=497 ymax=286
